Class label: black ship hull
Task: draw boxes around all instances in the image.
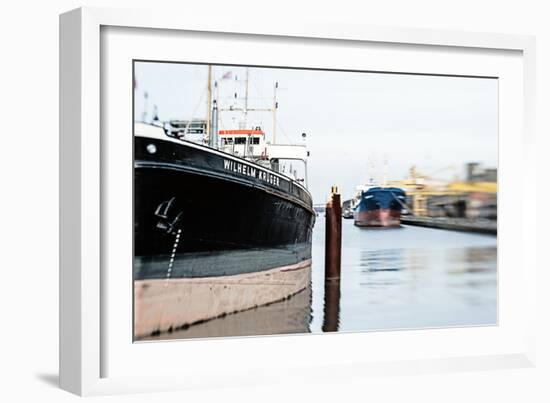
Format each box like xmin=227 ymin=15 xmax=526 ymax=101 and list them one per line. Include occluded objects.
xmin=133 ymin=132 xmax=316 ymax=338
xmin=134 ymin=134 xmax=316 ymax=280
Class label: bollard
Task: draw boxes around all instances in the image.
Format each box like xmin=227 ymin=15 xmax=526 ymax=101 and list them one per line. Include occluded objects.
xmin=325 ymin=185 xmax=342 ymax=281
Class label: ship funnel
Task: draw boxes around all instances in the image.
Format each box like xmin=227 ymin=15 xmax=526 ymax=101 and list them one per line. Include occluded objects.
xmin=210 ymin=100 xmax=219 ymax=149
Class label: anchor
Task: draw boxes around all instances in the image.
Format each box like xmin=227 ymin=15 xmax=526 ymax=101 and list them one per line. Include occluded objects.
xmin=154 ymin=197 xmax=183 ymax=235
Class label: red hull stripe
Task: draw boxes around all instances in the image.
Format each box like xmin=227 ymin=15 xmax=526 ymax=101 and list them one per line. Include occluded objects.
xmin=219 ymin=130 xmax=265 ymax=135
xmin=354 ymin=209 xmax=401 ymax=227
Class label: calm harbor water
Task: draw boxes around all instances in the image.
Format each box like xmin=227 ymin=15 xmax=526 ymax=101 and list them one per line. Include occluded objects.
xmin=148 ymin=218 xmax=497 ymax=340
xmin=311 ymin=219 xmax=497 ymax=333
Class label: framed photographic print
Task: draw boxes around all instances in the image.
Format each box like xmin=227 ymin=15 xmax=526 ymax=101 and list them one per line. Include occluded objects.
xmin=60 ymin=6 xmax=537 ymax=396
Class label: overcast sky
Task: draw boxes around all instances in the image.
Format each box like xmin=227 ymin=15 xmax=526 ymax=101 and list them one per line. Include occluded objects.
xmin=134 ymin=62 xmax=498 ymax=204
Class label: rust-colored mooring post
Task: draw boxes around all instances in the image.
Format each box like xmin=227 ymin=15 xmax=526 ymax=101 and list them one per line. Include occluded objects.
xmin=325 ymin=185 xmax=342 ymax=281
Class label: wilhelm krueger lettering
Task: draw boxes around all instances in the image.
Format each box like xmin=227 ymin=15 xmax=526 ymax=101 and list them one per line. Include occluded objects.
xmin=223 ymin=159 xmax=280 ymax=187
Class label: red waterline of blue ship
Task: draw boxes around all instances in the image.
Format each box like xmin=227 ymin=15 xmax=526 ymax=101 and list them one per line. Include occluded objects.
xmin=354 ymin=187 xmax=407 ymax=227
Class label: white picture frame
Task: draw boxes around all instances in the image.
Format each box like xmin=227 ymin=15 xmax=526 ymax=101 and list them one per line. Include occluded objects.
xmin=59 ymin=6 xmax=537 ymax=396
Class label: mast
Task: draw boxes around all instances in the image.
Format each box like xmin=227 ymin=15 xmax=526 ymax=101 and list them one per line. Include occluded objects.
xmin=273 ymin=82 xmax=278 ymax=144
xmin=210 ymin=100 xmax=218 ymax=149
xmin=367 ymin=158 xmax=375 ymax=186
xmin=383 ymin=156 xmax=388 ymax=187
xmin=206 ymin=65 xmax=212 ymax=142
xmin=142 ymin=91 xmax=148 ymax=122
xmin=244 ymin=68 xmax=249 ymax=128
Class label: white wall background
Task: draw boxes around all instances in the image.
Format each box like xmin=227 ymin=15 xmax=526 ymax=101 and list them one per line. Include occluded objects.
xmin=0 ymin=0 xmax=548 ymax=402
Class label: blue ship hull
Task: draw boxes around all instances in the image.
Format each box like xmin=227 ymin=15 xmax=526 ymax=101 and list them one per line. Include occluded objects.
xmin=354 ymin=187 xmax=406 ymax=227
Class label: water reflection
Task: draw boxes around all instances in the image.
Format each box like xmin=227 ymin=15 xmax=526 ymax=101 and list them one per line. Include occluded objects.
xmin=145 ymin=219 xmax=497 ymax=340
xmin=309 ymin=220 xmax=497 ymax=332
xmin=359 ymin=249 xmax=405 ymax=272
xmin=144 ymin=282 xmax=313 ymax=340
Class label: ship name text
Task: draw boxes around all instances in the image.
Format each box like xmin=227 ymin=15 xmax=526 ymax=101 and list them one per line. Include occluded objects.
xmin=223 ymin=159 xmax=280 ymax=187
